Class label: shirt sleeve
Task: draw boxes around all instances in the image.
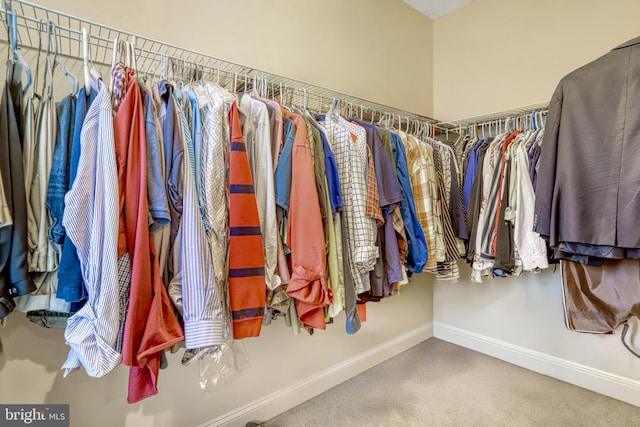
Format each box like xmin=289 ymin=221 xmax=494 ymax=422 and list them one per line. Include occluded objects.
xmin=286 ymin=116 xmax=330 ymax=329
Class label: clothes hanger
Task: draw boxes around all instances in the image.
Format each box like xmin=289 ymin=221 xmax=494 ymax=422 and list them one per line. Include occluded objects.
xmin=129 ymin=36 xmax=138 ymax=72
xmin=50 ymin=22 xmax=79 ymax=97
xmin=162 ymin=50 xmax=170 ymax=80
xmin=108 ymin=38 xmax=118 ymax=94
xmin=302 ymin=87 xmax=308 ymax=113
xmin=329 ymin=97 xmax=340 ymax=121
xmin=6 ymin=9 xmax=32 ymax=94
xmin=25 ymin=20 xmax=43 ymax=102
xmin=42 ymin=21 xmax=55 ymax=99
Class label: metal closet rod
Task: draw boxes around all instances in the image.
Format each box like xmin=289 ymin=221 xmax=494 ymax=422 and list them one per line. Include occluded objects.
xmin=437 ymin=102 xmax=550 ymax=130
xmin=1 ymin=0 xmax=445 ymax=131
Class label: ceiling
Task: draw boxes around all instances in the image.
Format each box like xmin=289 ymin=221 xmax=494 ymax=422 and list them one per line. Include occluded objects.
xmin=403 ymin=0 xmax=472 ymax=20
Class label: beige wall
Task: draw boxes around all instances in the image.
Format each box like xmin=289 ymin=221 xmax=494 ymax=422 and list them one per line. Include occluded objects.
xmin=33 ymin=0 xmax=434 ymax=116
xmin=432 ymin=0 xmax=640 ymax=406
xmin=433 ymin=0 xmax=640 ymax=120
xmin=1 ymin=279 xmax=433 ymax=427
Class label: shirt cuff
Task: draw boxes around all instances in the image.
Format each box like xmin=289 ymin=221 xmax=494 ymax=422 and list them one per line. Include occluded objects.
xmin=353 ymin=245 xmax=379 ymax=273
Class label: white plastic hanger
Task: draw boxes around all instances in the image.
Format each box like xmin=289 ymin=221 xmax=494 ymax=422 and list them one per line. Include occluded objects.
xmin=50 ymin=22 xmax=79 ymax=97
xmin=7 ymin=9 xmax=32 ymax=94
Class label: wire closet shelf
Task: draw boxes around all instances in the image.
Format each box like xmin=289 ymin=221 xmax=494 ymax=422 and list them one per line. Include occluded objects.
xmin=0 ymin=0 xmax=442 ymax=131
xmin=437 ymin=102 xmax=549 ymax=134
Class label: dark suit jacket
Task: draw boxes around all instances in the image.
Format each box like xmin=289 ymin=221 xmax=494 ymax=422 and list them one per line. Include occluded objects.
xmin=534 ymin=36 xmax=640 ymax=251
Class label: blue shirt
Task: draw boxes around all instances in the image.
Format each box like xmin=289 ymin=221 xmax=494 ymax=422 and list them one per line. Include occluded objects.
xmin=274 ymin=117 xmax=295 ymax=211
xmin=185 ymin=89 xmax=209 ymax=231
xmin=46 ymin=94 xmax=76 ymax=245
xmin=57 ymin=87 xmax=96 ymax=308
xmin=158 ymin=81 xmax=184 ymax=249
xmin=463 ymin=140 xmax=483 ymax=210
xmin=139 ymin=79 xmax=171 ymax=232
xmin=389 ymin=131 xmax=428 ymax=273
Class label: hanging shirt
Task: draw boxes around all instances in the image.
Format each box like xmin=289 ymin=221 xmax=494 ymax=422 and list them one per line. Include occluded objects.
xmin=239 ymin=94 xmax=279 ymax=291
xmin=16 ymin=91 xmax=73 ymax=315
xmin=274 ymin=117 xmax=295 ymax=211
xmin=322 ymin=113 xmax=376 ymax=299
xmin=57 ymin=87 xmax=96 ymax=309
xmin=115 ymin=70 xmax=184 ymax=403
xmin=0 ymin=61 xmax=36 ymax=319
xmin=27 ymin=92 xmax=59 ymax=272
xmin=184 ymin=89 xmax=208 ymax=230
xmin=158 ymin=81 xmax=184 ymax=269
xmin=62 ymin=81 xmax=121 ymax=378
xmin=173 ymin=85 xmax=227 ymax=349
xmin=514 ymin=140 xmax=548 ymax=271
xmin=357 ymin=121 xmax=404 ymax=294
xmin=307 ymin=120 xmax=343 ymax=317
xmin=316 ymin=125 xmax=343 ymax=213
xmin=402 ymin=134 xmax=437 ymax=270
xmin=138 ymin=79 xmax=170 ymax=233
xmin=228 ymin=102 xmax=266 ymax=338
xmin=306 ymin=117 xmax=330 ymax=236
xmin=389 ymin=131 xmax=427 ymax=273
xmin=252 ymin=90 xmax=284 ymax=170
xmin=25 ymin=79 xmax=59 ymax=272
xmin=198 ymin=82 xmax=234 ymax=323
xmin=46 ymin=95 xmax=76 ymax=245
xmin=283 ymin=110 xmax=331 ymax=329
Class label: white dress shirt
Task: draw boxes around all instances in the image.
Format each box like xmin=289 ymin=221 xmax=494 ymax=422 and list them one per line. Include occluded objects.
xmin=239 ymin=94 xmax=279 ymax=290
xmin=62 ymin=82 xmax=121 ymax=378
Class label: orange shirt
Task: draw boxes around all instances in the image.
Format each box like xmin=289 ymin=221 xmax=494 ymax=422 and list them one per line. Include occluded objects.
xmin=283 ymin=110 xmax=331 ymax=329
xmin=228 ymin=102 xmax=266 ymax=338
xmin=115 ymin=69 xmax=183 ymax=403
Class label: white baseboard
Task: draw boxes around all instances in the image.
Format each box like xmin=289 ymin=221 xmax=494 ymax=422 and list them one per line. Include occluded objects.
xmin=201 ymin=322 xmax=433 ymax=427
xmin=433 ymin=322 xmax=640 ymax=407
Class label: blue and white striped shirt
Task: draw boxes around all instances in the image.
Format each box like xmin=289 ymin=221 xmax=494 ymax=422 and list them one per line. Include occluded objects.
xmin=61 ymin=82 xmax=121 ymax=377
xmin=170 ymin=87 xmax=225 ymax=349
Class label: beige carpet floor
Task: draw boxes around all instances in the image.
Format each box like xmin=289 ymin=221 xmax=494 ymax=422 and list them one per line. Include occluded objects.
xmin=261 ymin=338 xmax=640 ymax=427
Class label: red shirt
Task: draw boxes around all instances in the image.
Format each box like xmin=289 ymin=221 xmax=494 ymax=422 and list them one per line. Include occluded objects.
xmin=282 ymin=110 xmax=331 ymax=329
xmin=114 ymin=69 xmax=183 ymax=403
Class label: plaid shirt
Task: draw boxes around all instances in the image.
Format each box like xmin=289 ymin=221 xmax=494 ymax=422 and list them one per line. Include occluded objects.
xmin=322 ymin=114 xmax=377 ymax=294
xmin=434 ymin=143 xmax=461 ymax=281
xmin=403 ymin=134 xmax=441 ymax=270
xmin=365 ymin=145 xmax=384 ymax=228
xmin=391 ymin=205 xmax=408 ymax=263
